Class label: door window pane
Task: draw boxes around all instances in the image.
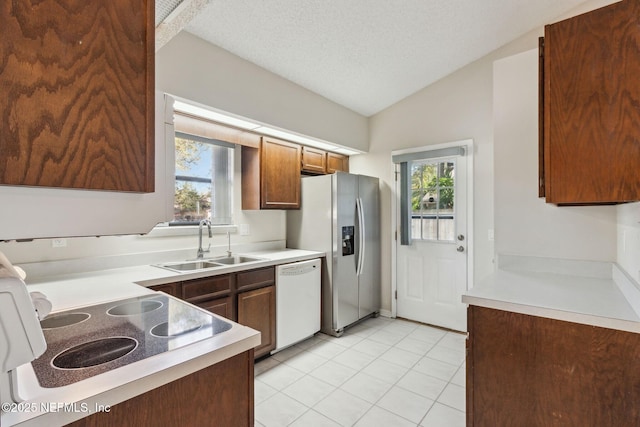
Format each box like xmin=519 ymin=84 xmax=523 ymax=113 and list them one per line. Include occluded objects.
xmin=409 ymin=159 xmax=455 ymax=242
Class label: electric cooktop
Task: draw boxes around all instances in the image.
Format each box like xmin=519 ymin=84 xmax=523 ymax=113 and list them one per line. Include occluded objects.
xmin=31 ymin=294 xmax=232 ymax=388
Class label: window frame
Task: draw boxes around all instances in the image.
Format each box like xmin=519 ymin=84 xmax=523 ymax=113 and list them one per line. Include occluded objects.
xmin=409 ymin=158 xmax=457 ymax=243
xmin=170 ymin=131 xmax=235 ymax=226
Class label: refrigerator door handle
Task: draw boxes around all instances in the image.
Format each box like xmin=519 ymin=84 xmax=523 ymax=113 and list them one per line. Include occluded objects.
xmin=356 ymin=197 xmax=366 ymax=276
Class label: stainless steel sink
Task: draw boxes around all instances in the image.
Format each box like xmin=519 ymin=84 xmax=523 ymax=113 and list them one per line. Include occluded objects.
xmin=153 ymin=255 xmax=264 ymax=273
xmin=156 ymin=260 xmax=223 ymax=273
xmin=207 ymin=255 xmax=264 ymax=265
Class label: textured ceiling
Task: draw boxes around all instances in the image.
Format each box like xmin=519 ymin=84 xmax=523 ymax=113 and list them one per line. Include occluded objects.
xmin=180 ymin=0 xmax=587 ymax=117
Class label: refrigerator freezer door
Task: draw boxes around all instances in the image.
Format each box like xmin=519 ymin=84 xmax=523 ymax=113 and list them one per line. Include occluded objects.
xmin=357 ymin=175 xmax=381 ymax=318
xmin=333 ymin=172 xmax=360 ymax=331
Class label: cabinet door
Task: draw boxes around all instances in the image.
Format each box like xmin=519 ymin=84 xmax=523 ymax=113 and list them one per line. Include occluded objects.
xmin=65 ymin=350 xmax=254 ymax=427
xmin=237 ymin=285 xmax=276 ymax=358
xmin=468 ymin=305 xmax=640 ymax=426
xmin=260 ymin=137 xmax=301 ymax=209
xmin=0 ymin=1 xmax=154 ymax=193
xmin=301 ymin=146 xmax=327 ymax=174
xmin=326 ymin=152 xmax=349 ymax=174
xmin=542 ymin=0 xmax=640 ymax=204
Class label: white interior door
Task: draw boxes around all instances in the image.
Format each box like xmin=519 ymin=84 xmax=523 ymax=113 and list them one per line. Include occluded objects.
xmin=395 ymin=150 xmax=469 ymax=332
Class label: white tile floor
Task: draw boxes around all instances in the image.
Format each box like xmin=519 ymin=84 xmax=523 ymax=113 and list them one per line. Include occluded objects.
xmin=254 ymin=316 xmax=466 ymax=427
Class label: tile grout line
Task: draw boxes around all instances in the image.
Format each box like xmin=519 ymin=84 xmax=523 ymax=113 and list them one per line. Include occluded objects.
xmin=255 ymin=317 xmax=466 ymax=427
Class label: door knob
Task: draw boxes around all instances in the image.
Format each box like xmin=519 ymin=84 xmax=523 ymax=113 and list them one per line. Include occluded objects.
xmin=457 ymin=246 xmax=465 ymax=252
xmin=457 ymin=234 xmax=465 ymax=241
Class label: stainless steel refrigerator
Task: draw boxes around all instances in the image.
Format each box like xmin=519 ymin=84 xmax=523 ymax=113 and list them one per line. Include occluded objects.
xmin=287 ymin=172 xmax=380 ymax=336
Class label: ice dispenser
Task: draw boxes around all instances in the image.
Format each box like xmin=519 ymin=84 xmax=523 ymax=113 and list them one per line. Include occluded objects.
xmin=342 ymin=226 xmax=355 ymax=256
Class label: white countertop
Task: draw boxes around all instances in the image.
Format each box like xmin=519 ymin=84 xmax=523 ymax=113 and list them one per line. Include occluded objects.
xmin=463 ymin=255 xmax=640 ymax=333
xmin=25 ymin=248 xmax=324 ymax=311
xmin=3 ymin=247 xmax=324 ymax=426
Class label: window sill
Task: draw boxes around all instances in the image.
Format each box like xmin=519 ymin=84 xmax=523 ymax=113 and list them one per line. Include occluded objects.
xmin=143 ymin=224 xmax=238 ymax=238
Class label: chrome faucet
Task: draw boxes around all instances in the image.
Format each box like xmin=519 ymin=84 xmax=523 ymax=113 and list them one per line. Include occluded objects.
xmin=226 ymin=231 xmax=232 ymax=257
xmin=197 ymin=219 xmax=212 ymax=259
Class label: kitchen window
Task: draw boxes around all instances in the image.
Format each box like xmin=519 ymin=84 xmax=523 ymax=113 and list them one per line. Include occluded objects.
xmin=172 ymin=132 xmax=234 ymax=225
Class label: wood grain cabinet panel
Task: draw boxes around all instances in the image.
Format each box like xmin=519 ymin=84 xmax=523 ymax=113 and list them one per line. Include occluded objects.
xmin=0 ymin=0 xmax=154 ymax=193
xmin=541 ymin=0 xmax=640 ymax=204
xmin=326 ymin=152 xmax=349 ymax=174
xmin=148 ymin=282 xmax=182 ymax=299
xmin=467 ymin=305 xmax=640 ymax=426
xmin=301 ymin=146 xmax=327 ymax=174
xmin=67 ymin=349 xmax=254 ymax=427
xmin=242 ymin=137 xmax=301 ymax=209
xmin=237 ymin=285 xmax=276 ymax=358
xmin=196 ymin=296 xmax=234 ymax=320
xmin=260 ymin=137 xmax=301 ymax=209
xmin=236 ymin=267 xmax=275 ymax=291
xmin=182 ymin=275 xmax=233 ymax=303
xmin=149 ymin=266 xmax=277 ymax=359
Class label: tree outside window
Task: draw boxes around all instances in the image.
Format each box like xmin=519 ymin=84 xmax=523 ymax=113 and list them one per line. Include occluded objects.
xmin=410 ymin=160 xmax=455 ymax=241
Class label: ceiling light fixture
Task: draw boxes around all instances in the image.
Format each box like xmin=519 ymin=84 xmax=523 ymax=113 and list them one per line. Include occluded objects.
xmin=173 ymin=99 xmax=362 ymax=156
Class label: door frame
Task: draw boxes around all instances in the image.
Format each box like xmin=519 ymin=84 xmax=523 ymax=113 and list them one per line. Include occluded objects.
xmin=390 ymin=139 xmax=474 ymax=319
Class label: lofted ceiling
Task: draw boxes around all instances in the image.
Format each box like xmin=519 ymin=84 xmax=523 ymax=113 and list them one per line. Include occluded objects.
xmin=157 ymin=0 xmax=588 ymax=117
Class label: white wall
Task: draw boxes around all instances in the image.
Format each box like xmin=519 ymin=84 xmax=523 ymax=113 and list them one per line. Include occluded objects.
xmin=156 ymin=32 xmax=369 ymax=151
xmin=0 ymin=145 xmax=285 ymax=264
xmin=2 ymin=30 xmax=369 ymax=266
xmin=350 ymin=0 xmax=621 ymax=313
xmin=493 ymin=49 xmax=616 ymax=262
xmin=618 ymin=203 xmax=640 ymax=283
xmin=3 ymin=0 xmax=635 ymax=296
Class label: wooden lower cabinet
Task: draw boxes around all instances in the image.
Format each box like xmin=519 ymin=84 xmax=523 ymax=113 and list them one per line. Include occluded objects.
xmin=467 ymin=306 xmax=640 ymax=426
xmin=150 ymin=267 xmax=277 ymax=359
xmin=182 ymin=275 xmax=233 ymax=303
xmin=196 ymin=296 xmax=234 ymax=320
xmin=148 ymin=282 xmax=181 ymax=298
xmin=67 ymin=349 xmax=254 ymax=427
xmin=237 ymin=285 xmax=276 ymax=358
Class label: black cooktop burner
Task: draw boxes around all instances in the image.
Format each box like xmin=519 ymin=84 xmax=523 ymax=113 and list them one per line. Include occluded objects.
xmin=31 ymin=294 xmax=232 ymax=388
xmin=40 ymin=312 xmax=91 ymax=329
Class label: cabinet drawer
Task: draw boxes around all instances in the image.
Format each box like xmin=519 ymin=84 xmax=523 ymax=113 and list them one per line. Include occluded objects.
xmin=236 ymin=267 xmax=275 ymax=291
xmin=183 ymin=275 xmax=233 ymax=302
xmin=196 ymin=296 xmax=235 ymax=321
xmin=149 ymin=282 xmax=182 ymax=298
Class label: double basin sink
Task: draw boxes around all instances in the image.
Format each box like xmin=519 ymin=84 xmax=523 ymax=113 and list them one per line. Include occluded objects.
xmin=155 ymin=255 xmax=264 ymax=273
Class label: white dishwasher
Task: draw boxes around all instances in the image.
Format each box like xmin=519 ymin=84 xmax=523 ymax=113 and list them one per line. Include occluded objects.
xmin=273 ymin=258 xmax=321 ymax=353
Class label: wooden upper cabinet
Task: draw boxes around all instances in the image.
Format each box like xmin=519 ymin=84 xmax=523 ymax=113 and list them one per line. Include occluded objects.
xmin=540 ymin=0 xmax=640 ymax=204
xmin=301 ymin=146 xmax=327 ymax=174
xmin=326 ymin=152 xmax=349 ymax=174
xmin=242 ymin=137 xmax=301 ymax=209
xmin=0 ymin=1 xmax=154 ymax=193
